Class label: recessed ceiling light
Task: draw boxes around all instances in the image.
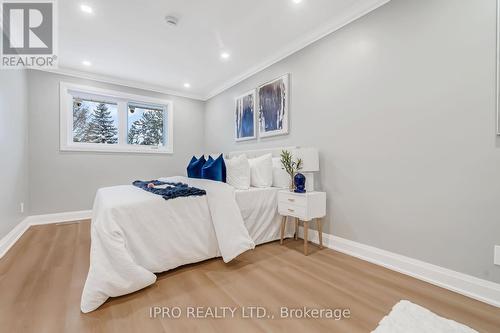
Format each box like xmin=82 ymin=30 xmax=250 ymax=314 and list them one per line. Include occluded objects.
xmin=220 ymin=52 xmax=230 ymax=60
xmin=292 ymin=0 xmax=303 ymax=3
xmin=80 ymin=4 xmax=93 ymax=14
xmin=183 ymin=83 xmax=191 ymax=88
xmin=82 ymin=60 xmax=92 ymax=66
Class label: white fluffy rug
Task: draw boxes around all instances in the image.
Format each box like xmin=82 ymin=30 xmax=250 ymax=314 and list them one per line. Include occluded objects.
xmin=372 ymin=300 xmax=478 ymax=333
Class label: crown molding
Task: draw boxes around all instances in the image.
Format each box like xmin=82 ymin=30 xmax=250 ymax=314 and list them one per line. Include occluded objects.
xmin=204 ymin=0 xmax=391 ymax=100
xmin=32 ymin=67 xmax=206 ymax=101
xmin=33 ymin=0 xmax=390 ymax=101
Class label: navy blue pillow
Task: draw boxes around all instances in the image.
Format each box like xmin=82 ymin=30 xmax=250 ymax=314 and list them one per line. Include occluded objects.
xmin=201 ymin=154 xmax=226 ymax=182
xmin=187 ymin=155 xmax=206 ymax=178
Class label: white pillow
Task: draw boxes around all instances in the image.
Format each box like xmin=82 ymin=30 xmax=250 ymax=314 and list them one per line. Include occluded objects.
xmin=225 ymin=154 xmax=251 ymax=190
xmin=272 ymin=157 xmax=290 ymax=188
xmin=248 ymin=154 xmax=273 ymax=188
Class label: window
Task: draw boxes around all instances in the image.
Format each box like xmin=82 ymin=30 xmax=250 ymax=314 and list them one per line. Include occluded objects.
xmin=73 ymin=99 xmax=118 ymax=144
xmin=127 ymin=103 xmax=166 ymax=147
xmin=60 ymin=82 xmax=173 ymax=154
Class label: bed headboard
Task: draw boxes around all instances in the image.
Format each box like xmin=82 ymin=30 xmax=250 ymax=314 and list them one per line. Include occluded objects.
xmin=224 ymin=146 xmax=318 ymax=191
xmin=224 ymin=146 xmax=298 ymax=159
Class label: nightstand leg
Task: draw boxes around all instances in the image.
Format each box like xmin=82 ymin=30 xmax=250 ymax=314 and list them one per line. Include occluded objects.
xmin=294 ymin=218 xmax=298 ymax=240
xmin=316 ymin=218 xmax=323 ymax=249
xmin=280 ymin=216 xmax=286 ymax=245
xmin=303 ymin=221 xmax=309 ymax=256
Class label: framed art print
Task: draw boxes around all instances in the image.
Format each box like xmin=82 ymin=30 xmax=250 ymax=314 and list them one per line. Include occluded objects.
xmin=258 ymin=74 xmax=289 ymax=138
xmin=235 ymin=90 xmax=256 ymax=141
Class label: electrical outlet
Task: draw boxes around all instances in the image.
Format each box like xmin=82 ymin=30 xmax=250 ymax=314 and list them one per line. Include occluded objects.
xmin=495 ymin=246 xmax=500 ymax=266
xmin=20 ymin=202 xmax=24 ymax=214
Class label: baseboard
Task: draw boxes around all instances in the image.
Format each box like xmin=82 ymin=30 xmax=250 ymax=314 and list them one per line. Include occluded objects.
xmin=3 ymin=212 xmax=500 ymax=308
xmin=25 ymin=210 xmax=92 ymax=225
xmin=298 ymin=227 xmax=500 ymax=308
xmin=0 ymin=218 xmax=31 ymax=259
xmin=0 ymin=210 xmax=92 ymax=259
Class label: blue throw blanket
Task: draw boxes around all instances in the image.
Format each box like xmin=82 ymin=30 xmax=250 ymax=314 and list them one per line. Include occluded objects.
xmin=132 ymin=180 xmax=206 ymax=200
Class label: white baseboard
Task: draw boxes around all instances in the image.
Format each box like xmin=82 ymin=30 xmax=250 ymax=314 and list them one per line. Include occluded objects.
xmin=298 ymin=226 xmax=500 ymax=308
xmin=3 ymin=211 xmax=500 ymax=308
xmin=25 ymin=210 xmax=92 ymax=225
xmin=0 ymin=218 xmax=31 ymax=259
xmin=0 ymin=210 xmax=91 ymax=259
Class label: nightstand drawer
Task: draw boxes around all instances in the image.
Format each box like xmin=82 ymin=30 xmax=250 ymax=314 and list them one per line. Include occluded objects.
xmin=278 ymin=192 xmax=307 ymax=207
xmin=278 ymin=190 xmax=326 ymax=221
xmin=278 ymin=202 xmax=307 ymax=218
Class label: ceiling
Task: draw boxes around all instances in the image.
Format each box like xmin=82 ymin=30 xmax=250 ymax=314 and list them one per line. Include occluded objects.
xmin=57 ymin=0 xmax=389 ymax=100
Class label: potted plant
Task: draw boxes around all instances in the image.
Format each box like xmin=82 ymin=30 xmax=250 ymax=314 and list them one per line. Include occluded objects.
xmin=280 ymin=150 xmax=303 ymax=191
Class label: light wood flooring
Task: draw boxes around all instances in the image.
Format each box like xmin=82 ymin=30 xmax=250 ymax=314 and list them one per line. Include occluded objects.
xmin=0 ymin=221 xmax=499 ymax=332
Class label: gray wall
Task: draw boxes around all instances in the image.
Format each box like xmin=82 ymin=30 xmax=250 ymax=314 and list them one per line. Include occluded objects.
xmin=0 ymin=70 xmax=29 ymax=239
xmin=27 ymin=70 xmax=205 ymax=214
xmin=204 ymin=0 xmax=500 ymax=283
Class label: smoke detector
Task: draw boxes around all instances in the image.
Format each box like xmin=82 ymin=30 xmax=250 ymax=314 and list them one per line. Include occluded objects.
xmin=165 ymin=16 xmax=179 ymax=27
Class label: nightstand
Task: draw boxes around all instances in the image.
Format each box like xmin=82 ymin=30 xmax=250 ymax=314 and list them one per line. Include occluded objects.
xmin=278 ymin=190 xmax=326 ymax=255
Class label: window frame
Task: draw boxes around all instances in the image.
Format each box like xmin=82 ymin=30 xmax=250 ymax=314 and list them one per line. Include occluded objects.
xmin=60 ymin=82 xmax=174 ymax=154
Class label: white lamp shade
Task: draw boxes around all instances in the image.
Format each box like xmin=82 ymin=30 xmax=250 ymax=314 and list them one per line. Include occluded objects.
xmin=295 ymin=147 xmax=319 ymax=172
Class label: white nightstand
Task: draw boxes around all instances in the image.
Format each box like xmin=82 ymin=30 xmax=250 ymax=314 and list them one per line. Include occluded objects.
xmin=278 ymin=190 xmax=326 ymax=255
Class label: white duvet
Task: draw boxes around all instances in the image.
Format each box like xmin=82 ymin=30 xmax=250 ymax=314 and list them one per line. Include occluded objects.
xmin=81 ymin=176 xmax=255 ymax=313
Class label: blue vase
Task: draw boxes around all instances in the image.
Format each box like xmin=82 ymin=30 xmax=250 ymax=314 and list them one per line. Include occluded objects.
xmin=294 ymin=173 xmax=306 ymax=193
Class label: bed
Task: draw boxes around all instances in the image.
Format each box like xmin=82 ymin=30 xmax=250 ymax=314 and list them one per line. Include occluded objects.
xmin=80 ymin=182 xmax=293 ymax=314
xmin=81 ymin=176 xmax=255 ymax=313
xmin=81 ymin=147 xmax=299 ymax=313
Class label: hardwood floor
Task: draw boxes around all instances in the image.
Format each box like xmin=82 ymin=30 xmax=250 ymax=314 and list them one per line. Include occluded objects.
xmin=0 ymin=221 xmax=499 ymax=333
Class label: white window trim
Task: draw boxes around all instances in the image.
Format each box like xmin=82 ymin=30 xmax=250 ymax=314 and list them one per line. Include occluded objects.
xmin=60 ymin=82 xmax=174 ymax=154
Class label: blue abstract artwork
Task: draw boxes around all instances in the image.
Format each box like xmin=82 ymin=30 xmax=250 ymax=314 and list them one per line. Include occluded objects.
xmin=235 ymin=91 xmax=256 ymax=141
xmin=258 ymin=74 xmax=289 ymax=137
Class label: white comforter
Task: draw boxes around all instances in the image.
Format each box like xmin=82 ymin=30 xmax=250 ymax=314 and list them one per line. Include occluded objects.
xmin=80 ymin=176 xmax=255 ymax=313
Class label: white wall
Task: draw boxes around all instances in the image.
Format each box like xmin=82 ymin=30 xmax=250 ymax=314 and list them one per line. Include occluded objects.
xmin=0 ymin=70 xmax=29 ymax=239
xmin=204 ymin=0 xmax=500 ymax=283
xmin=27 ymin=70 xmax=205 ymax=214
